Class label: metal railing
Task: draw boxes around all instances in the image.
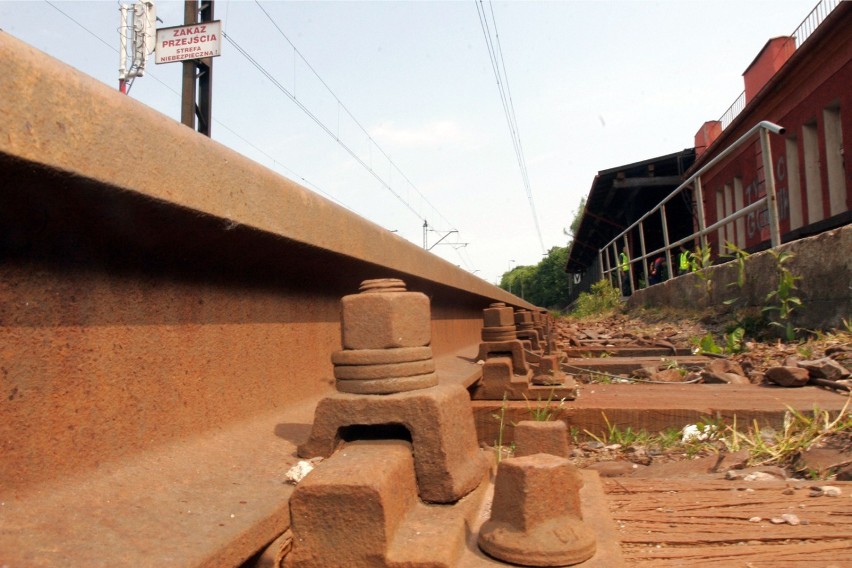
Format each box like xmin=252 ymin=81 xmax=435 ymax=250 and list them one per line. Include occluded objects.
xmin=599 ymin=121 xmax=786 ymax=294
xmin=719 ymin=91 xmax=746 ymax=131
xmin=716 ymin=0 xmax=838 ymax=131
xmin=793 ymin=0 xmax=840 ymax=48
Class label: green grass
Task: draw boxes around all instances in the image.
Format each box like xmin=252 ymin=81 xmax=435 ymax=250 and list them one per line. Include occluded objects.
xmin=522 ymin=390 xmax=566 ymax=422
xmin=574 ymin=403 xmax=851 ymax=479
xmin=571 ymin=280 xmax=622 ymax=318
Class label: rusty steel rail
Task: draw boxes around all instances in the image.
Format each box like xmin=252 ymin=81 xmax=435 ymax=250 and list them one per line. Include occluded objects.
xmin=0 ymin=32 xmax=534 ymax=567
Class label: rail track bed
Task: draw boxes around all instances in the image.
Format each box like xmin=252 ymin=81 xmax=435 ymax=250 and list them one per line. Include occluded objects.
xmin=604 ymin=477 xmax=852 ymax=566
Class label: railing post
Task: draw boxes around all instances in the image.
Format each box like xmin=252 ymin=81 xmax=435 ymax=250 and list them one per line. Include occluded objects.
xmin=622 ymin=235 xmax=634 ymax=295
xmin=639 ymin=221 xmax=647 ymax=289
xmin=598 ymin=250 xmax=604 ymax=283
xmin=694 ymin=176 xmax=708 ymax=251
xmin=611 ymin=243 xmax=619 ymax=288
xmin=759 ymin=126 xmax=782 ymax=248
xmin=661 ymin=204 xmax=672 ymax=282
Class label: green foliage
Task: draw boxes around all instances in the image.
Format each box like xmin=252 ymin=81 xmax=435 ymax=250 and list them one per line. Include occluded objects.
xmin=522 ymin=390 xmax=566 ymax=422
xmin=571 ymin=280 xmax=621 ymax=318
xmin=696 ymin=333 xmax=722 ymax=354
xmin=724 ymin=242 xmax=750 ymax=289
xmin=735 ymin=402 xmax=851 ymax=470
xmin=725 ymin=311 xmax=766 ymax=338
xmin=569 ymin=197 xmax=586 ymax=237
xmin=491 ymin=393 xmax=509 ymax=463
xmin=725 ymin=327 xmax=745 ymax=354
xmin=570 ymin=403 xmax=851 ymax=477
xmin=695 ymin=327 xmax=745 ymax=355
xmin=689 ymin=244 xmax=714 ymax=302
xmin=583 ymin=413 xmax=650 ymax=447
xmin=762 ymin=250 xmax=802 ymax=341
xmin=722 ymin=242 xmax=750 ymax=308
xmin=588 ymin=371 xmax=615 ymax=384
xmin=498 ymin=246 xmax=571 ymax=308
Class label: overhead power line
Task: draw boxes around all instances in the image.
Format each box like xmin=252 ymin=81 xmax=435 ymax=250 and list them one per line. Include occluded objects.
xmin=241 ymin=2 xmax=477 ymax=271
xmin=251 ymin=0 xmax=460 ymax=235
xmin=475 ymin=0 xmax=546 ymax=254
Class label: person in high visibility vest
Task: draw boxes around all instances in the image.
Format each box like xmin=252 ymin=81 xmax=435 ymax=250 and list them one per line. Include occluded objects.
xmin=678 ymin=246 xmax=691 ymax=276
xmin=619 ymin=247 xmax=631 ymax=296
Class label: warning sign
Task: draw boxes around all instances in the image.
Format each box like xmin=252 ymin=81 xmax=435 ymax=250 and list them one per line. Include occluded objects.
xmin=155 ymin=21 xmax=222 ymax=64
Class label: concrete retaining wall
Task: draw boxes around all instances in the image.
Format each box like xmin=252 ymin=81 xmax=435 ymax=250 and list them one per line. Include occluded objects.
xmin=626 ymin=224 xmax=852 ymax=330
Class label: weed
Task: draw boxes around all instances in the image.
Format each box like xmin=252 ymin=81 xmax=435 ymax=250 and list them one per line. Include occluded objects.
xmin=694 ymin=328 xmax=745 ymax=355
xmin=722 ymin=242 xmax=750 ymax=309
xmin=572 ymin=280 xmax=622 ymax=318
xmin=656 ymin=427 xmax=684 ymax=450
xmin=726 ymin=310 xmax=766 ymax=337
xmin=571 ymin=404 xmax=850 ymax=477
xmin=762 ymin=249 xmax=802 ymax=341
xmin=695 ymin=332 xmax=722 ymax=354
xmin=522 ymin=390 xmax=566 ymax=422
xmin=797 ymin=344 xmax=814 ymax=360
xmin=689 ymin=244 xmax=714 ymax=304
xmin=729 ymin=400 xmax=850 ymax=469
xmin=725 ymin=327 xmax=745 ymax=354
xmin=584 ymin=413 xmax=650 ymax=447
xmin=588 ymin=372 xmax=615 ymax=384
xmin=491 ymin=393 xmax=509 ymax=463
xmin=568 ymin=425 xmax=582 ymax=445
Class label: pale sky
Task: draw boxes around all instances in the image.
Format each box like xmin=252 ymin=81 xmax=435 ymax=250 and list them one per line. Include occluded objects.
xmin=0 ymin=0 xmax=820 ymax=284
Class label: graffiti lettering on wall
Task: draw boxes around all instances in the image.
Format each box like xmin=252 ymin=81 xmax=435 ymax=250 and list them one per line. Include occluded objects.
xmin=745 ymin=179 xmax=767 ymax=239
xmin=744 ymin=154 xmax=790 ymax=241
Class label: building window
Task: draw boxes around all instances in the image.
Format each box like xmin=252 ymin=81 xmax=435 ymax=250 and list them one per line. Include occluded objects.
xmin=823 ymin=102 xmax=846 ymax=216
xmin=715 ymin=188 xmax=725 ymax=253
xmin=802 ymin=119 xmax=823 ymax=224
xmin=734 ymin=177 xmax=745 ymax=247
xmin=785 ymin=136 xmax=803 ymax=230
xmin=723 ymin=182 xmax=734 ymax=247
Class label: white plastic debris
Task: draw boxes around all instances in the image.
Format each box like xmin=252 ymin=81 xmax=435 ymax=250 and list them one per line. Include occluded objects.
xmin=285 ymin=459 xmax=323 ymax=485
xmin=681 ymin=423 xmax=716 ymax=443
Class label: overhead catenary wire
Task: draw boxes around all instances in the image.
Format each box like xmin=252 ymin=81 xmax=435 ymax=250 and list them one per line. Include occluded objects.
xmin=252 ymin=0 xmax=459 ymax=235
xmin=222 ymin=31 xmax=426 ymax=224
xmin=224 ymin=27 xmax=477 ymax=273
xmin=475 ymin=0 xmax=546 ymax=255
xmin=244 ymin=3 xmax=479 ymax=272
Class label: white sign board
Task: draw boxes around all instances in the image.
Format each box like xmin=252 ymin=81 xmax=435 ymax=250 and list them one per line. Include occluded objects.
xmin=155 ymin=21 xmax=222 ymax=64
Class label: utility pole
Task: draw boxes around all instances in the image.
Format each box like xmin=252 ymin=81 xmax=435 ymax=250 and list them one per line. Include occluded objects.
xmin=181 ymin=0 xmax=214 ymax=136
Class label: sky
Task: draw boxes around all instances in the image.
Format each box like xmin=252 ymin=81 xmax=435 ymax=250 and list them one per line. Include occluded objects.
xmin=0 ymin=0 xmax=822 ymax=284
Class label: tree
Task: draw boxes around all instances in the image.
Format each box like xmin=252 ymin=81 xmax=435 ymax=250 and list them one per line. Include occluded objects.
xmin=498 ymin=246 xmax=571 ymax=309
